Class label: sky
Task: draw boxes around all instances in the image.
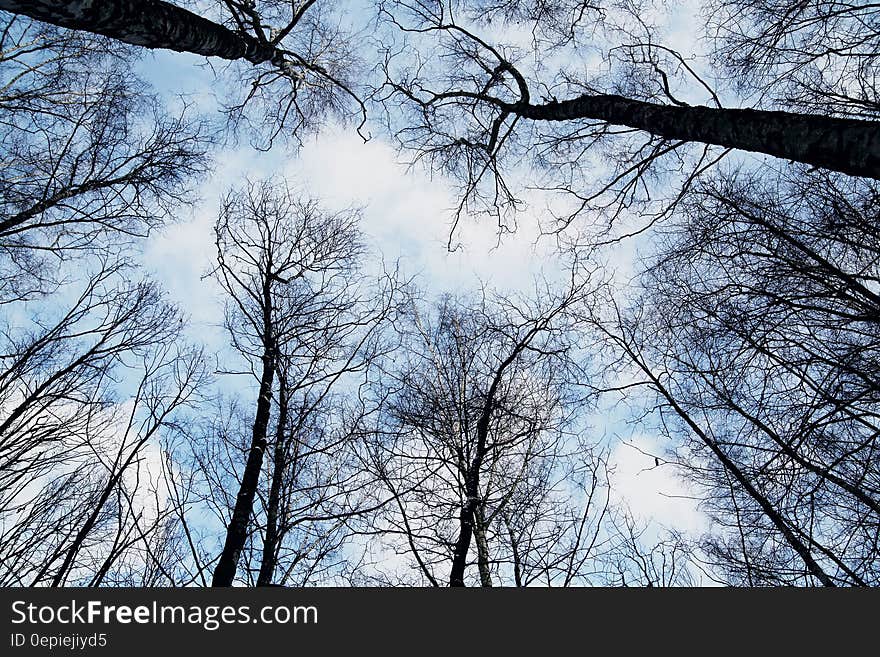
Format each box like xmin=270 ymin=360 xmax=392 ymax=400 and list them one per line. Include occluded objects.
xmin=130 ymin=6 xmax=712 ymax=555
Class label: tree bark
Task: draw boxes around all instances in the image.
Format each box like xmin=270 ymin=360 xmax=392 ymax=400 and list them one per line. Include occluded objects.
xmin=0 ymin=0 xmax=276 ymax=64
xmin=513 ymin=95 xmax=880 ymax=180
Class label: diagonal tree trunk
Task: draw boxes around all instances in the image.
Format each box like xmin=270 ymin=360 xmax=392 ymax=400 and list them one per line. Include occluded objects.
xmin=617 ymin=336 xmax=839 ymax=587
xmin=0 ymin=0 xmax=276 ymax=64
xmin=513 ymin=94 xmax=880 ymax=180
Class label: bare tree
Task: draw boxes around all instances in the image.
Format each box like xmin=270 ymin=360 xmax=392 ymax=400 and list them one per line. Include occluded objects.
xmin=602 ymin=513 xmax=696 ymax=587
xmin=0 ymin=257 xmax=207 ymax=586
xmin=2 ymin=2 xmax=878 ymax=170
xmin=0 ymin=12 xmax=210 ymax=297
xmin=707 ymin=0 xmax=880 ymax=119
xmin=371 ymin=0 xmax=879 ymax=241
xmin=0 ymin=11 xmax=216 ymax=588
xmin=5 ymin=0 xmax=879 ymax=591
xmin=588 ymin=166 xmax=880 ymax=586
xmin=358 ymin=273 xmax=635 ymax=586
xmin=357 ymin=277 xmax=700 ymax=587
xmin=208 ymin=179 xmax=400 ymax=586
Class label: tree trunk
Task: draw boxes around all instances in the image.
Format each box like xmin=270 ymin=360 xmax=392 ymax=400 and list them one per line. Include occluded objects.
xmin=448 ymin=341 xmax=529 ymax=586
xmin=212 ymin=276 xmax=276 ymax=586
xmin=449 ymin=493 xmax=475 ymax=587
xmin=0 ymin=0 xmax=276 ymax=64
xmin=502 ymin=513 xmax=523 ymax=587
xmin=449 ymin=411 xmax=492 ymax=586
xmin=257 ymin=373 xmax=288 ymax=587
xmin=48 ymin=471 xmax=122 ymax=586
xmin=473 ymin=505 xmax=493 ymax=587
xmin=514 ymin=95 xmax=880 ymax=180
xmin=624 ymin=343 xmax=838 ymax=586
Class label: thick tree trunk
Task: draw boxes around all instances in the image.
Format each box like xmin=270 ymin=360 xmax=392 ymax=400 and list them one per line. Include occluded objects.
xmin=0 ymin=0 xmax=276 ymax=64
xmin=5 ymin=3 xmax=879 ymax=178
xmin=515 ymin=95 xmax=880 ymax=180
xmin=257 ymin=375 xmax=288 ymax=587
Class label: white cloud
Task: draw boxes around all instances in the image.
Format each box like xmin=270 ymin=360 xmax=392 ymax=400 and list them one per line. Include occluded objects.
xmin=284 ymin=127 xmax=565 ymax=294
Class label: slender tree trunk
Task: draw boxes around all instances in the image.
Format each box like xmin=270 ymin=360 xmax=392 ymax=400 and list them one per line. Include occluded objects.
xmin=514 ymin=95 xmax=880 ymax=180
xmin=0 ymin=179 xmax=132 ymax=237
xmin=48 ymin=472 xmax=121 ymax=586
xmin=257 ymin=374 xmax=288 ymax=587
xmin=721 ymin=196 xmax=880 ymax=313
xmin=473 ymin=505 xmax=493 ymax=587
xmin=678 ymin=407 xmax=838 ymax=586
xmin=213 ymin=280 xmax=276 ymax=586
xmin=502 ymin=513 xmax=523 ymax=587
xmin=49 ymin=429 xmax=158 ymax=586
xmin=0 ymin=0 xmax=276 ymax=64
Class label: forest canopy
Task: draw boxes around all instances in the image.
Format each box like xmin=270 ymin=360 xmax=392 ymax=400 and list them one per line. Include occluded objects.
xmin=0 ymin=0 xmax=877 ymax=587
